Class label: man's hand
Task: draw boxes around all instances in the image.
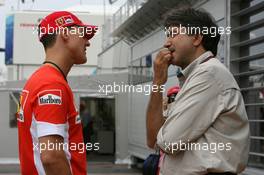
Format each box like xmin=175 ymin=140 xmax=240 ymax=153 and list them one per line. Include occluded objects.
xmin=39 ymin=135 xmax=72 ymax=175
xmin=146 ymin=48 xmax=171 ymax=148
xmin=153 ymin=48 xmax=172 ymax=86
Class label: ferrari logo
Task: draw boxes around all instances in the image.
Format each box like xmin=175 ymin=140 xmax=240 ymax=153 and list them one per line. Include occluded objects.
xmin=55 ymin=17 xmax=65 ymax=26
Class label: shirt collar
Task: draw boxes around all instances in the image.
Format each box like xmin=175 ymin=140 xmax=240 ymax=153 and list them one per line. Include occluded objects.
xmin=181 ymin=51 xmax=213 ymax=78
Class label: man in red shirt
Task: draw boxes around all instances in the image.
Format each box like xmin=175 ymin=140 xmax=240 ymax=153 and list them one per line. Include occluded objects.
xmin=17 ymin=11 xmax=98 ymax=175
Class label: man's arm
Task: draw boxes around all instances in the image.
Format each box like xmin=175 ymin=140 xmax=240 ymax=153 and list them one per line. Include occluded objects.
xmin=39 ymin=135 xmax=72 ymax=175
xmin=146 ymin=90 xmax=166 ymax=148
xmin=146 ymin=48 xmax=172 ymax=148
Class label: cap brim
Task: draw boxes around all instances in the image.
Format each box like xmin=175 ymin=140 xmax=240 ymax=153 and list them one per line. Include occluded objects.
xmin=80 ymin=24 xmax=98 ymax=40
xmin=167 ymin=86 xmax=180 ymax=96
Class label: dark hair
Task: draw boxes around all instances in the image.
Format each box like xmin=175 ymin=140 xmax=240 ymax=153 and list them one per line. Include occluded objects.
xmin=39 ymin=33 xmax=57 ymax=50
xmin=164 ymin=8 xmax=220 ymax=56
xmin=37 ymin=24 xmax=57 ymax=50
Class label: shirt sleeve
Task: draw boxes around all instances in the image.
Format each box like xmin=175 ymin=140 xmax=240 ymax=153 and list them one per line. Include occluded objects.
xmin=157 ymin=68 xmax=224 ymax=154
xmin=33 ymin=83 xmax=69 ymax=138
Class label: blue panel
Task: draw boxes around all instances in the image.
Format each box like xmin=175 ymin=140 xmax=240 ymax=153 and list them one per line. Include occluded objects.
xmin=146 ymin=54 xmax=152 ymax=67
xmin=5 ymin=15 xmax=14 ymax=65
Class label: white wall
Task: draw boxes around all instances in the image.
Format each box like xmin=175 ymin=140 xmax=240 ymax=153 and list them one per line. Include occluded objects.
xmin=128 ymin=84 xmax=151 ymax=159
xmin=115 ymin=92 xmax=130 ymax=162
xmin=12 ymin=11 xmax=103 ymax=66
xmin=6 ymin=11 xmax=104 ymax=80
xmin=97 ymin=40 xmax=130 ymax=74
xmin=128 ymin=75 xmax=180 ymax=159
xmin=131 ymin=29 xmax=165 ymax=61
xmin=0 ymin=52 xmax=4 ymax=65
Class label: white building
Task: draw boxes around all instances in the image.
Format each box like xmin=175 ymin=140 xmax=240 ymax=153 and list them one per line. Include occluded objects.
xmin=5 ymin=10 xmax=104 ymax=80
xmin=0 ymin=0 xmax=264 ymax=174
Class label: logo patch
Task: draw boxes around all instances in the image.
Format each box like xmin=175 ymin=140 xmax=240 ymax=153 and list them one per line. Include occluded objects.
xmin=64 ymin=15 xmax=74 ymax=24
xmin=17 ymin=90 xmax=29 ymax=122
xmin=38 ymin=90 xmax=62 ymax=105
xmin=55 ymin=17 xmax=65 ymax=26
xmin=55 ymin=15 xmax=74 ymax=27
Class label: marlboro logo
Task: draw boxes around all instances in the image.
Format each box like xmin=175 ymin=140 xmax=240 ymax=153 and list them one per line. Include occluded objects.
xmin=38 ymin=90 xmax=62 ymax=105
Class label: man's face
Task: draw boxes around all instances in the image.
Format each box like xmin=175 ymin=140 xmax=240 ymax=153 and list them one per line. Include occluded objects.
xmin=164 ymin=26 xmax=196 ymax=69
xmin=66 ymin=26 xmax=90 ymax=64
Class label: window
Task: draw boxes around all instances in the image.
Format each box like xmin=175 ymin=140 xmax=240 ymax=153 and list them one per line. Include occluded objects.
xmin=129 ymin=54 xmax=154 ymax=85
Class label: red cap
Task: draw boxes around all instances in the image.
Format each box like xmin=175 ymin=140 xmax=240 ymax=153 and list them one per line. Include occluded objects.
xmin=38 ymin=11 xmax=98 ymax=41
xmin=167 ymin=86 xmax=180 ymax=97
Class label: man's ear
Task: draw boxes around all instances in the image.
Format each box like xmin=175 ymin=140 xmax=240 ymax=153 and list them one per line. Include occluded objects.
xmin=193 ymin=34 xmax=203 ymax=47
xmin=60 ymin=27 xmax=70 ymax=41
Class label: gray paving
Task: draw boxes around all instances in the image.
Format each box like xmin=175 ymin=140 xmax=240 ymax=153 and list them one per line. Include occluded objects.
xmin=0 ymin=162 xmax=142 ymax=175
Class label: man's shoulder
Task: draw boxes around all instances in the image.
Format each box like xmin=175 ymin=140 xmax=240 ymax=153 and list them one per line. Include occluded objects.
xmin=198 ymin=58 xmax=240 ymax=90
xmin=24 ymin=66 xmax=68 ymax=92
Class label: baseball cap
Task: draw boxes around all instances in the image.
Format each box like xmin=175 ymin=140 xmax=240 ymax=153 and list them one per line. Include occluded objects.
xmin=38 ymin=11 xmax=98 ymax=41
xmin=167 ymin=86 xmax=180 ymax=97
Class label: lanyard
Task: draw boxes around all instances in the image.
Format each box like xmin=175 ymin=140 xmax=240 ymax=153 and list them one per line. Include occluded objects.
xmin=43 ymin=61 xmax=67 ymax=82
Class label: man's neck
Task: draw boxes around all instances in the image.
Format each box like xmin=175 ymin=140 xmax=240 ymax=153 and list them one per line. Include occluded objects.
xmin=182 ymin=49 xmax=207 ymax=69
xmin=45 ymin=51 xmax=73 ymax=77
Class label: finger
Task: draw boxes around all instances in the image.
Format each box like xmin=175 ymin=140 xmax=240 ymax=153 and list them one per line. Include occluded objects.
xmin=163 ymin=46 xmax=176 ymax=53
xmin=158 ymin=50 xmax=172 ymax=60
xmin=161 ymin=54 xmax=172 ymax=63
xmin=164 ymin=53 xmax=172 ymax=60
xmin=160 ymin=48 xmax=171 ymax=55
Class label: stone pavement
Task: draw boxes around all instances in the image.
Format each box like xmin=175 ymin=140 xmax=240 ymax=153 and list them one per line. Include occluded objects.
xmin=0 ymin=161 xmax=142 ymax=175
